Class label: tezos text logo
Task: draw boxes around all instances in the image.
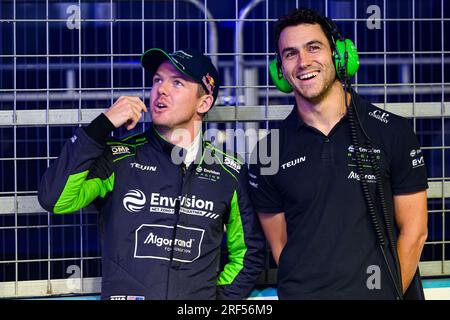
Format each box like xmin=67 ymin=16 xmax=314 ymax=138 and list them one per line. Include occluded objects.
xmin=123 ymin=189 xmax=146 ymax=213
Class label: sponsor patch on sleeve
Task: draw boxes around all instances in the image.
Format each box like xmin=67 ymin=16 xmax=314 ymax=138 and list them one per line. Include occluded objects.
xmin=224 ymin=156 xmax=242 ymax=173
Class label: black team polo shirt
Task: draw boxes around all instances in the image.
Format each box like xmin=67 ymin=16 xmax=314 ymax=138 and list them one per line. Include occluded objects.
xmin=249 ymin=91 xmax=428 ymax=300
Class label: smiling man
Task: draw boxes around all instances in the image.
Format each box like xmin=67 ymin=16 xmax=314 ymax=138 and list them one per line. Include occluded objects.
xmin=38 ymin=48 xmax=265 ymax=300
xmin=249 ymin=8 xmax=428 ymax=299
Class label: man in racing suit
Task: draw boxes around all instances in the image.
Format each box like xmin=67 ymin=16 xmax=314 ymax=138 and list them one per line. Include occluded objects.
xmin=38 ymin=48 xmax=266 ymax=300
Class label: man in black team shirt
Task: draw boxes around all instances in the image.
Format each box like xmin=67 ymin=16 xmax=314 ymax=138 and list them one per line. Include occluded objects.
xmin=249 ymin=8 xmax=428 ymax=299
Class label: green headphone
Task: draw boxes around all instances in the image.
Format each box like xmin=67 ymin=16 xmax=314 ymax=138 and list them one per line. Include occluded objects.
xmin=269 ymin=17 xmax=360 ymax=93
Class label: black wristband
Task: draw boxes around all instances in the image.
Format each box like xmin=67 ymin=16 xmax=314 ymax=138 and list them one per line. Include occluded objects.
xmin=83 ymin=113 xmax=116 ymax=144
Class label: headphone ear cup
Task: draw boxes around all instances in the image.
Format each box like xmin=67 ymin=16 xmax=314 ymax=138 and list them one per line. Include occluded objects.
xmin=334 ymin=38 xmax=360 ymax=79
xmin=269 ymin=58 xmax=293 ymax=93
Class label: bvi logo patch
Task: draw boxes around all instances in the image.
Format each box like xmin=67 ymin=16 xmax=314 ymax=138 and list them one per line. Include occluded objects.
xmin=123 ymin=189 xmax=146 ymax=213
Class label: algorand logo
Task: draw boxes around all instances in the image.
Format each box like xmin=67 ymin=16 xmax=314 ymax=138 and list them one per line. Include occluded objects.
xmin=143 ymin=232 xmax=194 ymax=248
xmin=123 ymin=189 xmax=146 ymax=213
xmin=348 ymin=171 xmax=376 ymax=183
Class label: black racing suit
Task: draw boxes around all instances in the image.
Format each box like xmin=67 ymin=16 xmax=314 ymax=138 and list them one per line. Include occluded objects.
xmin=38 ymin=114 xmax=266 ymax=300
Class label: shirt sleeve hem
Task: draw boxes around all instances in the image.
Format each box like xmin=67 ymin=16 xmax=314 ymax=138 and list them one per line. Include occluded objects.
xmin=254 ymin=207 xmax=284 ymax=214
xmin=392 ymin=184 xmax=429 ymax=195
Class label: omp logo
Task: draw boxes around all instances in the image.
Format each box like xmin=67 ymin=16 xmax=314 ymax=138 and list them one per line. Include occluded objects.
xmin=348 ymin=171 xmax=376 ymax=183
xmin=123 ymin=189 xmax=146 ymax=213
xmin=369 ymin=110 xmax=390 ymax=124
xmin=111 ymin=145 xmax=131 ymax=155
xmin=224 ymin=157 xmax=242 ymax=172
xmin=281 ymin=156 xmax=306 ymax=170
xmin=130 ymin=162 xmax=157 ymax=172
xmin=143 ymin=232 xmax=194 ymax=248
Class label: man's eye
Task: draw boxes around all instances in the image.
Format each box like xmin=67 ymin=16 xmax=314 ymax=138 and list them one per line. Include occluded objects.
xmin=153 ymin=77 xmax=162 ymax=84
xmin=285 ymin=52 xmax=295 ymax=58
xmin=174 ymin=80 xmax=184 ymax=87
xmin=309 ymin=46 xmax=320 ymax=52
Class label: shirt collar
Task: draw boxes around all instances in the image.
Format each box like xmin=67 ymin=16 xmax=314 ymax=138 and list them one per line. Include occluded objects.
xmin=284 ymin=103 xmax=305 ymax=131
xmin=148 ymin=125 xmax=207 ymax=167
xmin=284 ymin=89 xmax=365 ymax=132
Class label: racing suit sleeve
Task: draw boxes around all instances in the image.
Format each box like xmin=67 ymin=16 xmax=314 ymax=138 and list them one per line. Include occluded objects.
xmin=216 ymin=164 xmax=266 ymax=300
xmin=38 ymin=114 xmax=116 ymax=214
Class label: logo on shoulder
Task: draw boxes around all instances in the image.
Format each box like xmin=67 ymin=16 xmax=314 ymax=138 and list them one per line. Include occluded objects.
xmin=130 ymin=162 xmax=157 ymax=172
xmin=70 ymin=135 xmax=77 ymax=143
xmin=369 ymin=110 xmax=390 ymax=124
xmin=409 ymin=149 xmax=424 ymax=168
xmin=123 ymin=189 xmax=146 ymax=213
xmin=281 ymin=156 xmax=306 ymax=170
xmin=111 ymin=145 xmax=131 ymax=155
xmin=224 ymin=156 xmax=242 ymax=173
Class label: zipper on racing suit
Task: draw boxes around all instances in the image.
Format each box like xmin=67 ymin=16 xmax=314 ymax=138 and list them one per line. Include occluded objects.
xmin=166 ymin=162 xmax=187 ymax=299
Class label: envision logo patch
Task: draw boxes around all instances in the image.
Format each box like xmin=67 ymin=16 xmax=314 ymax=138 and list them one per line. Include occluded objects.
xmin=143 ymin=232 xmax=194 ymax=248
xmin=123 ymin=189 xmax=146 ymax=212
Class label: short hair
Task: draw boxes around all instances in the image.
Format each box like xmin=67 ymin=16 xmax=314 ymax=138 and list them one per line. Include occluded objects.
xmin=274 ymin=7 xmax=335 ymax=56
xmin=196 ymin=83 xmax=207 ymax=98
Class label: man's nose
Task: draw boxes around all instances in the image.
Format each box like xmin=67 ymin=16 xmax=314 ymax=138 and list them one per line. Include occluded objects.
xmin=297 ymin=51 xmax=312 ymax=69
xmin=157 ymin=80 xmax=169 ymax=95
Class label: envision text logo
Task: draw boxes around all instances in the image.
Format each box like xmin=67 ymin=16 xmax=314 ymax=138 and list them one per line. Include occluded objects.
xmin=123 ymin=189 xmax=146 ymax=213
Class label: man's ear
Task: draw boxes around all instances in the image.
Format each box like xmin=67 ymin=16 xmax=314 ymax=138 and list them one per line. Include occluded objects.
xmin=197 ymin=94 xmax=214 ymax=115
